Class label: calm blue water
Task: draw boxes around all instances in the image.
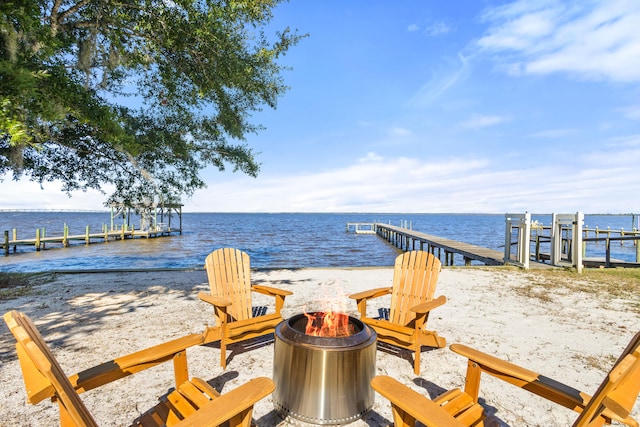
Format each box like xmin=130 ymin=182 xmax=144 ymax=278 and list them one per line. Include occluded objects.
xmin=0 ymin=212 xmax=637 ymax=272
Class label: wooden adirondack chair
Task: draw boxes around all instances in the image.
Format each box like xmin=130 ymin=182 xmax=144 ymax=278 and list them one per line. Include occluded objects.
xmin=4 ymin=310 xmax=275 ymax=427
xmin=199 ymin=248 xmax=293 ymax=369
xmin=349 ymin=250 xmax=446 ymax=374
xmin=372 ymin=331 xmax=640 ymax=427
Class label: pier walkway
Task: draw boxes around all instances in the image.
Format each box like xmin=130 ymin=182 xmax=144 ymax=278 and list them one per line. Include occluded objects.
xmin=3 ymin=226 xmax=180 ymax=255
xmin=373 ymin=223 xmax=505 ymax=266
xmin=349 ymin=219 xmax=638 ymax=269
xmin=3 ymin=203 xmax=183 ymax=257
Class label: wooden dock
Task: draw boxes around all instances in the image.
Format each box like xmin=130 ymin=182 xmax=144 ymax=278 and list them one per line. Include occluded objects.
xmin=3 ymin=203 xmax=184 ymax=256
xmin=350 ymin=223 xmax=506 ymax=266
xmin=345 ymin=222 xmax=376 ymax=234
xmin=348 ymin=217 xmax=640 ymax=269
xmin=3 ymin=225 xmax=180 ymax=256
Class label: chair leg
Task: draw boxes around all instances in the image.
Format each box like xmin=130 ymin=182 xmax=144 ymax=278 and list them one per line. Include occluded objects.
xmin=173 ymin=350 xmax=189 ymax=388
xmin=390 ymin=404 xmax=415 ymax=427
xmin=463 ymin=359 xmax=482 ymax=402
xmin=220 ymin=340 xmax=227 ymax=369
xmin=414 ymin=347 xmax=421 ymax=375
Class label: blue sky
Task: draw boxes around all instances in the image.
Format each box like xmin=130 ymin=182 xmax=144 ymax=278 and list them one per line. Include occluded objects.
xmin=2 ymin=0 xmax=640 ymax=213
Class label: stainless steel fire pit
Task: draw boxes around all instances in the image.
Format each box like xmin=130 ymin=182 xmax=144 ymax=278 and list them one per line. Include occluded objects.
xmin=273 ymin=313 xmax=377 ymax=425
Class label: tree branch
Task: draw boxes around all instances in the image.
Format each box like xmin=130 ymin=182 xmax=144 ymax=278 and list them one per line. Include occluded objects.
xmin=57 ymin=0 xmax=92 ymax=25
xmin=49 ymin=0 xmax=64 ymax=34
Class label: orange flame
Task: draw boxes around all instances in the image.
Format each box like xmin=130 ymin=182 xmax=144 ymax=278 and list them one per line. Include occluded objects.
xmin=303 ymin=280 xmax=354 ymax=337
xmin=304 ymin=311 xmax=354 ymax=337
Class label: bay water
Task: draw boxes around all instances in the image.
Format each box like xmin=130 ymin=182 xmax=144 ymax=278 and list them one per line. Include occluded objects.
xmin=0 ymin=212 xmax=637 ymax=273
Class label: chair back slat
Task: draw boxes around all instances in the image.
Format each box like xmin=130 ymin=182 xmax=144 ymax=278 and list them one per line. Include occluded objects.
xmin=389 ymin=251 xmax=441 ymax=326
xmin=4 ymin=310 xmax=99 ymax=427
xmin=205 ymin=248 xmax=253 ymax=321
xmin=573 ymin=331 xmax=640 ymax=427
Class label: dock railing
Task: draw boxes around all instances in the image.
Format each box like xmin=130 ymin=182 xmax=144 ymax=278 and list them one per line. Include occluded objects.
xmin=531 ymin=230 xmax=640 ymax=267
xmin=504 ymin=213 xmax=531 ymax=269
xmin=354 ymin=213 xmax=639 ymax=270
xmin=345 ymin=222 xmax=377 ymax=234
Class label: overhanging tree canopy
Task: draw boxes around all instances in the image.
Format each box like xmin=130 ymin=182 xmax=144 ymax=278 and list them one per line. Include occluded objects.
xmin=0 ymin=0 xmax=304 ymax=205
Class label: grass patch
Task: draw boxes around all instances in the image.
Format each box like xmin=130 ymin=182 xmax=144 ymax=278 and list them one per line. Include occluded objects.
xmin=572 ymin=353 xmax=618 ymax=372
xmin=513 ymin=267 xmax=640 ymax=311
xmin=530 ymin=268 xmax=640 ymax=294
xmin=0 ymin=272 xmax=52 ymax=300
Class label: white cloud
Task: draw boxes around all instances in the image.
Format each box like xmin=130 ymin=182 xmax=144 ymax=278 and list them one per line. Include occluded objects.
xmin=599 ymin=133 xmax=640 ymax=148
xmin=620 ymin=105 xmax=640 ymax=121
xmin=408 ymin=21 xmax=451 ymax=36
xmin=358 ymin=152 xmax=383 ymax=163
xmin=581 ymin=146 xmax=640 ymax=166
xmin=182 ymin=145 xmax=640 ymax=213
xmin=0 ymin=179 xmax=109 ymax=210
xmin=476 ymin=0 xmax=640 ymax=82
xmin=461 ymin=114 xmax=511 ymax=129
xmin=424 ymin=21 xmax=451 ymax=36
xmin=527 ymin=128 xmax=579 ymax=138
xmin=3 ymin=147 xmax=639 ymax=214
xmin=409 ymin=53 xmax=470 ymax=107
xmin=388 ymin=126 xmax=413 ymax=137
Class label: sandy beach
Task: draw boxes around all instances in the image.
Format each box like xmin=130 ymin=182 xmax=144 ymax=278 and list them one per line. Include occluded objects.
xmin=1 ymin=266 xmax=638 ymax=426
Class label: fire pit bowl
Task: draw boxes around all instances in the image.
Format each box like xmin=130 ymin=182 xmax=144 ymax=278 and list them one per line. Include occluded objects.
xmin=273 ymin=312 xmax=377 ymax=425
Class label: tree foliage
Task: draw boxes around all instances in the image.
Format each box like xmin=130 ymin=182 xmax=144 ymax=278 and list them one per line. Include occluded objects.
xmin=0 ymin=0 xmax=304 ymax=206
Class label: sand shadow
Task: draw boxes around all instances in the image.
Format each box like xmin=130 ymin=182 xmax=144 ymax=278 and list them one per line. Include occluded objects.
xmin=254 ymin=409 xmax=283 ymax=427
xmin=262 ymin=406 xmax=390 ymax=427
xmin=252 ymin=268 xmax=314 ymax=287
xmin=361 ymin=409 xmax=393 ymax=427
xmin=130 ymin=371 xmax=243 ymax=425
xmin=375 ymin=341 xmax=442 ymax=371
xmin=0 ymin=283 xmax=202 ymax=361
xmin=204 ymin=333 xmax=275 ymax=368
xmin=204 ymin=370 xmax=240 ymax=393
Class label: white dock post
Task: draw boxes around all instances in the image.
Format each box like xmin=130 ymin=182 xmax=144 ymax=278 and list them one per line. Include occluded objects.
xmin=504 ymin=212 xmax=531 ymax=269
xmin=551 ymin=212 xmax=583 ymax=273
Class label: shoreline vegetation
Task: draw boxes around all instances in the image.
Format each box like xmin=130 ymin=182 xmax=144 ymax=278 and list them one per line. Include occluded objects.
xmin=0 ymin=272 xmax=55 ymax=300
xmin=1 ymin=266 xmax=639 ymax=426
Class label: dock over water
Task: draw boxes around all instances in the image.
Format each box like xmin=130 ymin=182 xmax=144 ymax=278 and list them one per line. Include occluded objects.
xmin=349 ymin=216 xmax=639 ymax=269
xmin=373 ymin=223 xmax=505 ymax=266
xmin=345 ymin=222 xmax=376 ymax=234
xmin=2 ymin=203 xmax=183 ymax=256
xmin=3 ymin=225 xmax=181 ymax=255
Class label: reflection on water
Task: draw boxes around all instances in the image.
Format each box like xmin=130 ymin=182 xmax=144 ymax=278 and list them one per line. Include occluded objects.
xmin=0 ymin=212 xmax=637 ymax=272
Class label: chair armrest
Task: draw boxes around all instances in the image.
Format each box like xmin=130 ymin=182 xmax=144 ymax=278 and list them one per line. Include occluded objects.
xmin=349 ymin=287 xmax=392 ymax=301
xmin=252 ymin=284 xmax=293 ymax=297
xmin=411 ymin=295 xmax=447 ymax=314
xmin=69 ymin=333 xmax=204 ymax=393
xmin=371 ymin=376 xmax=466 ymax=427
xmin=450 ymin=343 xmax=592 ymax=413
xmin=252 ymin=284 xmax=292 ymax=314
xmin=349 ymin=287 xmax=392 ymax=319
xmin=175 ymin=377 xmax=276 ymax=427
xmin=450 ymin=343 xmax=539 ymax=381
xmin=198 ymin=291 xmax=232 ymax=307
